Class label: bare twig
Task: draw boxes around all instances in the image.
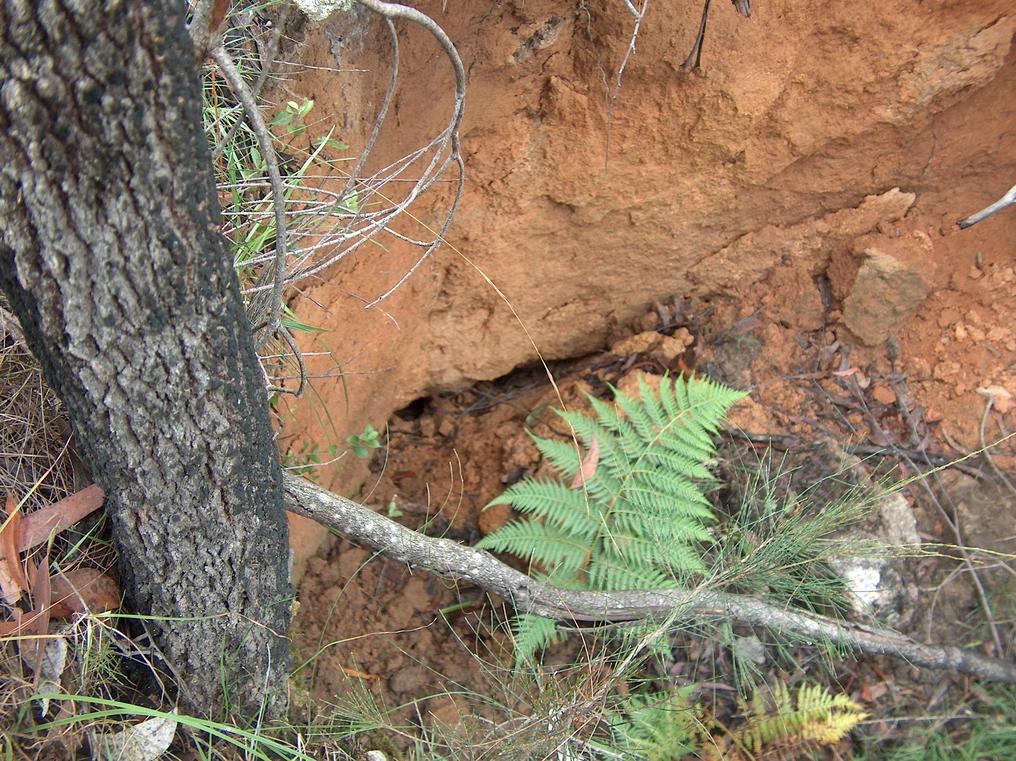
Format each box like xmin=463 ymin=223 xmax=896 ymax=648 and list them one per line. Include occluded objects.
xmin=354 ymin=0 xmax=466 ymax=306
xmin=978 ymin=397 xmax=1016 ymax=497
xmin=284 ymin=473 xmax=1016 ymax=683
xmin=842 ymin=372 xmax=1006 ymax=658
xmin=604 ymin=0 xmax=649 ymax=169
xmin=957 ymin=182 xmax=1016 ymax=229
xmin=342 ymin=16 xmax=399 ymax=205
xmin=210 ymin=45 xmax=290 ymax=349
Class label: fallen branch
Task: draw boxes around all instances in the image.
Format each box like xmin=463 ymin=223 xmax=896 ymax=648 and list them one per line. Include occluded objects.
xmin=283 ymin=473 xmax=1016 ymax=684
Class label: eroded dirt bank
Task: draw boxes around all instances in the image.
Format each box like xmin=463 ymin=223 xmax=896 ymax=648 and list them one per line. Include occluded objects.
xmin=279 ymin=1 xmax=1015 ymax=564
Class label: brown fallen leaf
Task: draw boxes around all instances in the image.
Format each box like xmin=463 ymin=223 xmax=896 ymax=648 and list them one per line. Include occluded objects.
xmin=0 ymin=609 xmax=48 ymax=637
xmin=16 ymin=485 xmax=104 ymax=553
xmin=570 ymin=437 xmax=600 ymax=489
xmin=49 ymin=568 xmax=121 ymax=618
xmin=1 ymin=493 xmax=29 ymax=604
xmin=23 ymin=556 xmax=53 ymax=674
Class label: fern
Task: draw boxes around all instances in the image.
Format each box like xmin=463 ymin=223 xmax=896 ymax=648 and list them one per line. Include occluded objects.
xmin=735 ymin=682 xmax=867 ymax=756
xmin=608 ymin=681 xmax=864 ymax=760
xmin=477 ymin=373 xmax=745 ymax=659
xmin=608 ymin=689 xmax=699 ymax=760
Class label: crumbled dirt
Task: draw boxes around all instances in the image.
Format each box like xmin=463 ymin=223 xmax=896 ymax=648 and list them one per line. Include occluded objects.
xmin=294 ymin=536 xmax=505 ymax=719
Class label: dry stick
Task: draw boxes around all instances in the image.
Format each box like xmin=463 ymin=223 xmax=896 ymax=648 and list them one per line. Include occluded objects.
xmin=341 ymin=16 xmax=399 ymax=206
xmin=604 ymin=0 xmax=649 ymax=169
xmin=978 ymin=397 xmax=1016 ymax=497
xmin=210 ymin=45 xmax=290 ymax=351
xmin=891 ymin=372 xmax=1008 ymax=644
xmin=355 ymin=0 xmax=466 ymax=307
xmin=283 ymin=473 xmax=1016 ymax=683
xmin=957 ymin=183 xmax=1016 ymax=228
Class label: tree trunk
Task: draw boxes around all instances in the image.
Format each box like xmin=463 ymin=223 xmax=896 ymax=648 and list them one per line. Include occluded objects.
xmin=0 ymin=0 xmax=291 ymax=716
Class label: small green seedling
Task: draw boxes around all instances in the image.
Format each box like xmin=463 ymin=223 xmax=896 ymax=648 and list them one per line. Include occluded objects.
xmin=272 ymin=98 xmax=316 ymax=137
xmin=347 ymin=424 xmax=381 ymax=459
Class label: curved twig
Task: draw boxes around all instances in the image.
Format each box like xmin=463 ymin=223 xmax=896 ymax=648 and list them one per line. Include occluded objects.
xmin=210 ymin=45 xmax=289 ymax=348
xmin=342 ymin=16 xmax=399 ymax=205
xmin=605 ymin=0 xmax=649 ymax=169
xmin=353 ymin=0 xmax=466 ymax=306
xmin=284 ymin=473 xmax=1016 ymax=684
xmin=958 ymin=183 xmax=1016 ymax=229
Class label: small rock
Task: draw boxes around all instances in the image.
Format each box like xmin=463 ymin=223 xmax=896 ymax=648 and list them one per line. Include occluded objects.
xmin=843 ymin=250 xmax=928 ymax=346
xmin=634 ymin=310 xmax=660 ymax=332
xmin=733 ymin=634 xmax=766 ymax=666
xmin=437 ymin=415 xmax=456 ymax=438
xmin=871 ymin=384 xmax=896 ymax=406
xmin=612 ymin=330 xmax=664 ymax=356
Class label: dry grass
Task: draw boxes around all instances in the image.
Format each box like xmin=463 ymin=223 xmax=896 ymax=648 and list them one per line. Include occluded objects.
xmin=0 ymin=298 xmax=83 ymax=513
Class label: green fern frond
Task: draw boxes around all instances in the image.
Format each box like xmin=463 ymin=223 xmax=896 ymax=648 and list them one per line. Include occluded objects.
xmin=530 ymin=435 xmax=581 ymax=480
xmin=485 ymin=480 xmax=601 ymax=539
xmin=475 ymin=520 xmax=590 ymax=576
xmin=480 ymin=373 xmax=745 ymax=660
xmin=609 ymin=689 xmax=699 ymax=761
xmin=511 ymin=613 xmax=564 ymax=668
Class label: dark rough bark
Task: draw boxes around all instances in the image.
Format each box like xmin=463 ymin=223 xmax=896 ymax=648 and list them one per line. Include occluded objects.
xmin=0 ymin=0 xmax=291 ymax=716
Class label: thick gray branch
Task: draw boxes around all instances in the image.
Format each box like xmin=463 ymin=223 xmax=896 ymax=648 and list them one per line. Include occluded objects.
xmin=284 ymin=474 xmax=1016 ymax=684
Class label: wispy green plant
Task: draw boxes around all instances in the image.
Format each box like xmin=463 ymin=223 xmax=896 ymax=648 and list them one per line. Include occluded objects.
xmin=478 ymin=374 xmax=746 ymax=660
xmin=710 ymin=449 xmax=869 ymax=618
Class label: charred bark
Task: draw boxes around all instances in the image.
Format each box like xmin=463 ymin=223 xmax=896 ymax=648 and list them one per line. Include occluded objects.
xmin=0 ymin=0 xmax=291 ymax=715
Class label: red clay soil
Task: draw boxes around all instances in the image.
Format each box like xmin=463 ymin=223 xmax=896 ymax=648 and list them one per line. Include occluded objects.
xmin=280 ymin=0 xmax=1015 ymax=744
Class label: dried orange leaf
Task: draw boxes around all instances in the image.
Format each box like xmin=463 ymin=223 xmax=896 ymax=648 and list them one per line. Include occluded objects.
xmin=0 ymin=609 xmax=45 ymax=637
xmin=570 ymin=437 xmax=600 ymax=489
xmin=24 ymin=557 xmax=52 ymax=676
xmin=0 ymin=493 xmax=29 ymax=604
xmin=17 ymin=485 xmax=104 ymax=553
xmin=50 ymin=568 xmax=121 ymax=618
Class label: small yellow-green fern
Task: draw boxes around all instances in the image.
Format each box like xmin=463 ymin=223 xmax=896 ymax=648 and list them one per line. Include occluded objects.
xmin=478 ymin=373 xmax=745 ymax=660
xmin=735 ymin=681 xmax=867 ymax=755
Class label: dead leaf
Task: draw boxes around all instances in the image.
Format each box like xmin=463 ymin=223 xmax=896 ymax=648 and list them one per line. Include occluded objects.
xmin=570 ymin=437 xmax=600 ymax=489
xmin=0 ymin=609 xmax=47 ymax=637
xmin=861 ymin=681 xmax=889 ymax=702
xmin=28 ymin=634 xmax=67 ymax=716
xmin=339 ymin=666 xmax=379 ymax=680
xmin=50 ymin=568 xmax=121 ymax=618
xmin=88 ymin=711 xmax=177 ymax=761
xmin=24 ymin=556 xmax=53 ymax=676
xmin=16 ymin=485 xmax=104 ymax=553
xmin=1 ymin=493 xmax=28 ymax=604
